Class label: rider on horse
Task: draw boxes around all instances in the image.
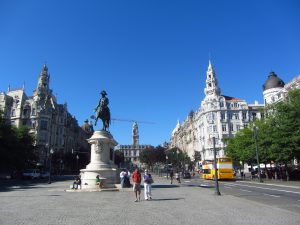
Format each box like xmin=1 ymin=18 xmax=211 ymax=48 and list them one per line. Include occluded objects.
xmin=94 ymin=90 xmax=111 ymax=131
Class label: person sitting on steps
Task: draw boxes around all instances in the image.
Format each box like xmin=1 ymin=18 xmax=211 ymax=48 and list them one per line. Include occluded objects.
xmin=96 ymin=175 xmax=104 ymax=188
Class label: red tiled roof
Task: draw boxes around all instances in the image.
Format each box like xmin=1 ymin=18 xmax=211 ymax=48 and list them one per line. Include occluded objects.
xmin=222 ymin=95 xmax=244 ymax=102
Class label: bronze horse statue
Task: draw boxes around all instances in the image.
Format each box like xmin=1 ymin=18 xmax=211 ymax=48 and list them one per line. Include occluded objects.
xmin=94 ymin=90 xmax=111 ymax=131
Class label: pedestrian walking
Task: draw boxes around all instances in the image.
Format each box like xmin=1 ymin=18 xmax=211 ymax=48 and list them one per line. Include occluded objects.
xmin=169 ymin=170 xmax=174 ymax=184
xmin=175 ymin=171 xmax=181 ymax=184
xmin=120 ymin=169 xmax=126 ymax=188
xmin=132 ymin=168 xmax=141 ymax=202
xmin=143 ymin=169 xmax=154 ymax=200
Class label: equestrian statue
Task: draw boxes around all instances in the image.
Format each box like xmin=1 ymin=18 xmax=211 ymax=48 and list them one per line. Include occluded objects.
xmin=94 ymin=90 xmax=111 ymax=131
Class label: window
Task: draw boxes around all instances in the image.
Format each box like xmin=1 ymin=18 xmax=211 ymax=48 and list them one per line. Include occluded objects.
xmin=252 ymin=113 xmax=257 ymax=120
xmin=234 ymin=103 xmax=239 ymax=108
xmin=207 ymin=126 xmax=213 ymax=133
xmin=206 ymin=112 xmax=214 ymax=121
xmin=11 ymin=109 xmax=16 ymax=117
xmin=40 ymin=120 xmax=48 ymax=130
xmin=228 ymin=113 xmax=232 ymax=120
xmin=234 ymin=113 xmax=239 ymax=120
xmin=213 ymin=125 xmax=217 ymax=132
xmin=236 ymin=125 xmax=241 ymax=131
xmin=230 ymin=123 xmax=234 ymax=132
xmin=220 ymin=102 xmax=224 ymax=107
xmin=222 ymin=125 xmax=227 ymax=132
xmin=242 ymin=112 xmax=247 ymax=120
xmin=221 ymin=113 xmax=225 ymax=120
xmin=23 ymin=108 xmax=30 ymax=117
xmin=32 ymin=108 xmax=36 ymax=116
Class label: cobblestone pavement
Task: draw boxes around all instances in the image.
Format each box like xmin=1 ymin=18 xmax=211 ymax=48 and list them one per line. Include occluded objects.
xmin=0 ymin=175 xmax=300 ymax=225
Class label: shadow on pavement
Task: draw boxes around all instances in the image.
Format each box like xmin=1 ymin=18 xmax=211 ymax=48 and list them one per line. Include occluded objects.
xmin=150 ymin=197 xmax=184 ymax=201
xmin=0 ymin=175 xmax=74 ymax=192
xmin=151 ymin=184 xmax=179 ymax=189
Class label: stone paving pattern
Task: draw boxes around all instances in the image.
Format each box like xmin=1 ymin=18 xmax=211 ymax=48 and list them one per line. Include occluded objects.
xmin=0 ymin=175 xmax=300 ymax=225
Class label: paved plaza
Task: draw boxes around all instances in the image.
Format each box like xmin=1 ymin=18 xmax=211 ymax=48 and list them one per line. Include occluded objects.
xmin=0 ymin=175 xmax=300 ymax=225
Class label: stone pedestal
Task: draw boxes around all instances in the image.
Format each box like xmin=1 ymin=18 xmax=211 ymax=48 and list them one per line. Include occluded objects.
xmin=80 ymin=130 xmax=118 ymax=189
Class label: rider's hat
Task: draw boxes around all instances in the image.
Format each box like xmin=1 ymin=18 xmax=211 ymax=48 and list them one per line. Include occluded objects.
xmin=101 ymin=90 xmax=107 ymax=96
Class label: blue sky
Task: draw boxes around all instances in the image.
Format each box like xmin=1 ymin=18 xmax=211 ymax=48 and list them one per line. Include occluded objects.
xmin=0 ymin=0 xmax=300 ymax=146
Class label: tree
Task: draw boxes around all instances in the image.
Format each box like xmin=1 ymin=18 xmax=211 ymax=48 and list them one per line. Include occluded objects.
xmin=0 ymin=111 xmax=37 ymax=173
xmin=265 ymin=89 xmax=300 ymax=164
xmin=139 ymin=145 xmax=167 ymax=167
xmin=225 ymin=89 xmax=300 ymax=168
xmin=114 ymin=150 xmax=124 ymax=166
xmin=139 ymin=146 xmax=155 ymax=167
xmin=225 ymin=127 xmax=256 ymax=165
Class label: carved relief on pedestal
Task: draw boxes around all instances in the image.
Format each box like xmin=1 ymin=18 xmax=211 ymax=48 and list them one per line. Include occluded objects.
xmin=94 ymin=140 xmax=104 ymax=154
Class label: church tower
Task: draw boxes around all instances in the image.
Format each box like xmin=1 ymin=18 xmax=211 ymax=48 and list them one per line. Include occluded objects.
xmin=204 ymin=60 xmax=221 ymax=97
xmin=132 ymin=122 xmax=139 ymax=147
xmin=34 ymin=64 xmax=50 ymax=99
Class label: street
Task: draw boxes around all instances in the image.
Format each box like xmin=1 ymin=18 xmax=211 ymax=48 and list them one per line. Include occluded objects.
xmin=181 ymin=176 xmax=300 ymax=214
xmin=0 ymin=175 xmax=300 ymax=225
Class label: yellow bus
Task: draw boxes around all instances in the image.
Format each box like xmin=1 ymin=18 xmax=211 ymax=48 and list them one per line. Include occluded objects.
xmin=201 ymin=157 xmax=235 ymax=180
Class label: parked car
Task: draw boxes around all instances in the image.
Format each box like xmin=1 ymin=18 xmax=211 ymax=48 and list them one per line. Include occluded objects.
xmin=40 ymin=171 xmax=50 ymax=179
xmin=182 ymin=171 xmax=191 ymax=179
xmin=22 ymin=169 xmax=41 ymax=179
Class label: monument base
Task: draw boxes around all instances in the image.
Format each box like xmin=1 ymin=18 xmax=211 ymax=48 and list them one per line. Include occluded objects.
xmin=80 ymin=130 xmax=119 ymax=189
xmin=80 ymin=167 xmax=118 ymax=189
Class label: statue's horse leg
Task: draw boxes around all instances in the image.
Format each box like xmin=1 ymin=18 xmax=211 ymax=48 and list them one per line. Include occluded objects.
xmin=94 ymin=116 xmax=98 ymax=126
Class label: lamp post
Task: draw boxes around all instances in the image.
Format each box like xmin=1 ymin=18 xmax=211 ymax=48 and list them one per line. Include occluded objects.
xmin=48 ymin=148 xmax=54 ymax=184
xmin=253 ymin=125 xmax=263 ymax=183
xmin=60 ymin=159 xmax=63 ymax=176
xmin=176 ymin=149 xmax=179 ymax=170
xmin=166 ymin=155 xmax=169 ymax=179
xmin=44 ymin=143 xmax=49 ymax=167
xmin=76 ymin=155 xmax=79 ymax=172
xmin=212 ymin=137 xmax=221 ymax=195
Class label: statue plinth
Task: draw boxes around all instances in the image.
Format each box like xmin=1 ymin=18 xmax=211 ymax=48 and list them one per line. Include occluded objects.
xmin=80 ymin=130 xmax=118 ymax=189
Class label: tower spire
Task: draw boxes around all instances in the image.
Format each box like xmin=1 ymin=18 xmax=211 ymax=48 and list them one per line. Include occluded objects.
xmin=132 ymin=122 xmax=139 ymax=147
xmin=35 ymin=64 xmax=50 ymax=97
xmin=204 ymin=60 xmax=221 ymax=97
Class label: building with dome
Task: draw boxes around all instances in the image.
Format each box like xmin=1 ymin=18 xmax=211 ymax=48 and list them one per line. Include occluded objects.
xmin=0 ymin=65 xmax=90 ymax=167
xmin=263 ymin=71 xmax=300 ymax=105
xmin=169 ymin=61 xmax=264 ymax=161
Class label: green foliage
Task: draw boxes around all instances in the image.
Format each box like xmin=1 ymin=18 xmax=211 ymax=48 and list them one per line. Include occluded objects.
xmin=114 ymin=150 xmax=124 ymax=166
xmin=225 ymin=89 xmax=300 ymax=165
xmin=165 ymin=147 xmax=191 ymax=168
xmin=0 ymin=111 xmax=37 ymax=172
xmin=139 ymin=145 xmax=167 ymax=166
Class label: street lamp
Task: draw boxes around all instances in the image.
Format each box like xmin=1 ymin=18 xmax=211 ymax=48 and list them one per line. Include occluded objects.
xmin=48 ymin=148 xmax=54 ymax=184
xmin=253 ymin=125 xmax=263 ymax=183
xmin=76 ymin=155 xmax=79 ymax=172
xmin=176 ymin=149 xmax=179 ymax=170
xmin=212 ymin=137 xmax=221 ymax=195
xmin=166 ymin=155 xmax=169 ymax=179
xmin=60 ymin=159 xmax=63 ymax=176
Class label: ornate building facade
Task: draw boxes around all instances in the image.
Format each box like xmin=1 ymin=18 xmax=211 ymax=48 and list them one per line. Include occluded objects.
xmin=169 ymin=61 xmax=264 ymax=161
xmin=115 ymin=122 xmax=152 ymax=165
xmin=263 ymin=71 xmax=300 ymax=105
xmin=0 ymin=65 xmax=90 ymax=166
